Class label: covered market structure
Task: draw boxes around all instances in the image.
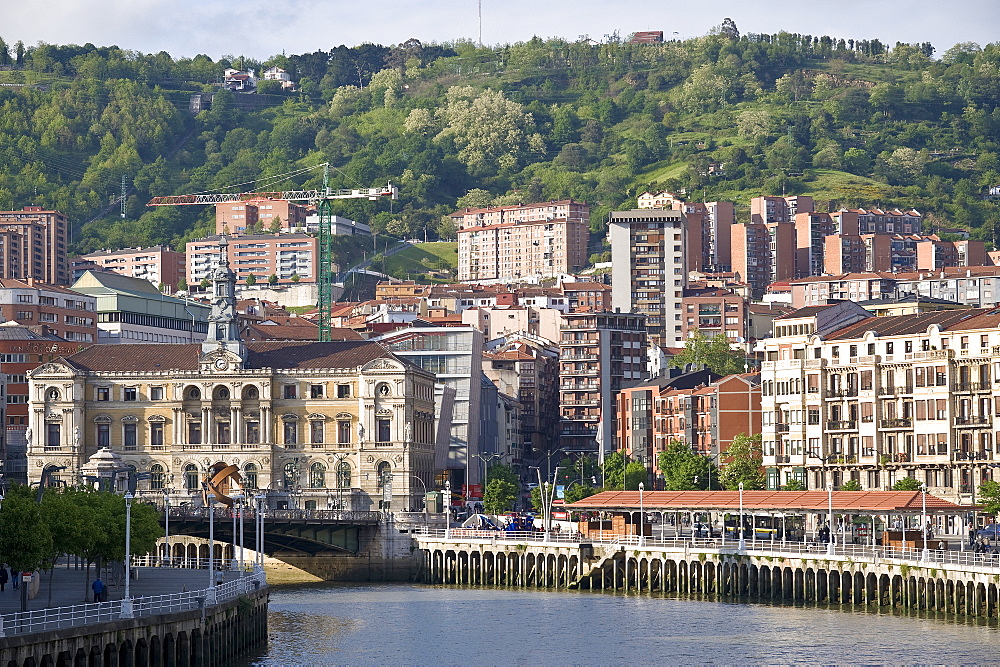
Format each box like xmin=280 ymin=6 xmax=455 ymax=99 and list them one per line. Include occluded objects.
xmin=566 ymin=490 xmax=975 ymax=549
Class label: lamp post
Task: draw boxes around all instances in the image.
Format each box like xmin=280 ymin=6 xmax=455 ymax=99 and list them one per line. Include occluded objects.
xmin=162 ymin=490 xmax=170 ymax=566
xmin=475 ymin=453 xmax=502 ymax=511
xmin=410 ymin=475 xmax=429 ymax=525
xmin=738 ymin=482 xmax=745 ymax=552
xmin=121 ymin=492 xmax=134 ymax=618
xmin=827 ymin=483 xmax=835 ymax=555
xmin=206 ymin=491 xmax=217 ymax=602
xmin=638 ymin=482 xmax=645 ymax=546
xmin=920 ymin=482 xmax=929 ymax=561
xmin=444 ymin=480 xmax=452 ymax=538
xmin=232 ymin=492 xmax=245 ymax=577
xmin=253 ymin=493 xmax=266 ymax=567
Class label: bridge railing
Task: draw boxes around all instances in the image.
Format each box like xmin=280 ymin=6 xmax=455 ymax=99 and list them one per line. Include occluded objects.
xmin=131 ymin=556 xmax=259 ymax=571
xmin=165 ymin=507 xmax=383 ymax=522
xmin=413 ymin=529 xmax=1000 ymax=571
xmin=0 ymin=567 xmax=267 ymax=638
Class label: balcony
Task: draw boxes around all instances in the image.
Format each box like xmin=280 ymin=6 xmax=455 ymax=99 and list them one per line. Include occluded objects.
xmin=826 ymin=420 xmax=857 ymax=431
xmin=879 ymin=418 xmax=912 ymax=429
xmin=954 ymin=382 xmax=989 ymax=393
xmin=954 ymin=450 xmax=992 ymax=462
xmin=826 ymin=389 xmax=858 ymax=398
xmin=955 ymin=416 xmax=990 ymax=428
xmin=775 ymin=424 xmax=790 ymax=433
xmin=904 ymin=349 xmax=953 ymax=361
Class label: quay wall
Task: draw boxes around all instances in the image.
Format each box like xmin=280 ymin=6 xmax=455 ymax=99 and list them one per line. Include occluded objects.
xmin=415 ymin=537 xmax=1000 ymax=618
xmin=0 ymin=588 xmax=269 ymax=667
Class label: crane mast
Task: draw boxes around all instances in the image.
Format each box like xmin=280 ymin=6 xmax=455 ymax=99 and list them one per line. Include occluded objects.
xmin=146 ymin=163 xmax=397 ymax=341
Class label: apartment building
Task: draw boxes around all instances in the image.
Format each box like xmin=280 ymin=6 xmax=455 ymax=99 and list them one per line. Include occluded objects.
xmin=0 ymin=279 xmax=96 ymax=343
xmin=823 ymin=234 xmax=893 ymax=274
xmin=787 ymin=268 xmax=1000 ymax=309
xmin=638 ymin=193 xmax=735 ymax=274
xmin=483 ymin=335 xmax=560 ymax=464
xmin=680 ymin=286 xmax=748 ymax=342
xmin=71 ymin=246 xmax=186 ymax=288
xmin=0 ymin=206 xmax=70 ymax=285
xmin=916 ymin=238 xmax=987 ymax=271
xmin=637 ymin=191 xmax=684 ymax=209
xmin=455 ymin=200 xmax=590 ymax=282
xmin=609 ymin=209 xmax=687 ymax=348
xmin=750 ymin=196 xmax=814 ymax=225
xmin=730 ymin=221 xmax=795 ymax=297
xmin=759 ymin=303 xmax=1000 ymax=503
xmin=559 ymin=312 xmax=647 ymax=458
xmin=833 ymin=208 xmax=922 ymax=235
xmin=616 ymin=372 xmax=761 ymax=475
xmin=187 ymin=234 xmax=317 ymax=286
xmin=560 ymin=282 xmax=611 ymax=313
xmin=214 ymin=199 xmax=309 ymax=235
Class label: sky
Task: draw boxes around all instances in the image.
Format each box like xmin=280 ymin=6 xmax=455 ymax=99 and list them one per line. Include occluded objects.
xmin=2 ymin=0 xmax=997 ymax=61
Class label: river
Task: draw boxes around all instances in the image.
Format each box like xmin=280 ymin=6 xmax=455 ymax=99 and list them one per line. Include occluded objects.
xmin=250 ymin=582 xmax=999 ymax=665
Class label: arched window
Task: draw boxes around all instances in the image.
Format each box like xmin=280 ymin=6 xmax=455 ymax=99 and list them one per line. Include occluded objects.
xmin=242 ymin=385 xmax=260 ymax=400
xmin=309 ymin=463 xmax=326 ymax=488
xmin=184 ymin=464 xmax=199 ymax=490
xmin=283 ymin=462 xmax=298 ymax=490
xmin=43 ymin=465 xmax=62 ymax=487
xmin=213 ymin=386 xmax=231 ymax=400
xmin=377 ymin=461 xmax=392 ymax=490
xmin=337 ymin=462 xmax=351 ymax=489
xmin=150 ymin=464 xmax=165 ymax=490
xmin=186 ymin=386 xmax=201 ymax=400
xmin=242 ymin=462 xmax=258 ymax=489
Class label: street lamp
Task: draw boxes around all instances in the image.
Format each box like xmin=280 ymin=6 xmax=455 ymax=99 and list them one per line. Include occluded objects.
xmin=253 ymin=493 xmax=266 ymax=568
xmin=920 ymin=482 xmax=929 ymax=561
xmin=475 ymin=452 xmax=502 ymax=509
xmin=232 ymin=492 xmax=245 ymax=577
xmin=444 ymin=480 xmax=452 ymax=538
xmin=121 ymin=492 xmax=134 ymax=618
xmin=206 ymin=490 xmax=217 ymax=602
xmin=638 ymin=482 xmax=645 ymax=546
xmin=827 ymin=483 xmax=835 ymax=556
xmin=162 ymin=491 xmax=171 ymax=567
xmin=738 ymin=482 xmax=745 ymax=552
xmin=410 ymin=475 xmax=429 ymax=525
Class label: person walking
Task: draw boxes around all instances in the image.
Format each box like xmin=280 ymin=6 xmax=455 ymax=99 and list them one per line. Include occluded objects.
xmin=0 ymin=566 xmax=8 ymax=592
xmin=10 ymin=565 xmax=18 ymax=590
xmin=92 ymin=577 xmax=105 ymax=603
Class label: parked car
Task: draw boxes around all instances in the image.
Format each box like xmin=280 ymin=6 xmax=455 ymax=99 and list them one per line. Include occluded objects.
xmin=976 ymin=524 xmax=1000 ymax=539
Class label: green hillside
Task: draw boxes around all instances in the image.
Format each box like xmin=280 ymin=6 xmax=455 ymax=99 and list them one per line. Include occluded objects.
xmin=0 ymin=29 xmax=996 ymax=280
xmin=382 ymin=242 xmax=457 ymax=282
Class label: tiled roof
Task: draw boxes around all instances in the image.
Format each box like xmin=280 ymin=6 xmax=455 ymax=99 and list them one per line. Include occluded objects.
xmin=774 ymin=305 xmax=835 ymax=320
xmin=823 ymin=309 xmax=988 ymax=340
xmin=567 ymin=490 xmax=964 ymax=513
xmin=62 ymin=340 xmax=399 ymax=372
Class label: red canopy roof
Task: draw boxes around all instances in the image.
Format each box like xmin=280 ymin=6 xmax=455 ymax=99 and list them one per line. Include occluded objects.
xmin=566 ymin=490 xmax=967 ymax=514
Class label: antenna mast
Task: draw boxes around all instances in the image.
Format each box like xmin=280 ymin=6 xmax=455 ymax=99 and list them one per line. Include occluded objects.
xmin=478 ymin=0 xmax=482 ymax=47
xmin=120 ymin=175 xmax=128 ymax=219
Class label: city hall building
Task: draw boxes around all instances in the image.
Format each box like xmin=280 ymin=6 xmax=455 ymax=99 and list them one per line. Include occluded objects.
xmin=26 ymin=236 xmax=437 ymax=511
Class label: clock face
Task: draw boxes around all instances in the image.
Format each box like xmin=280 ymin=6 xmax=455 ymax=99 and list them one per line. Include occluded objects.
xmin=214 ymin=358 xmax=228 ymax=371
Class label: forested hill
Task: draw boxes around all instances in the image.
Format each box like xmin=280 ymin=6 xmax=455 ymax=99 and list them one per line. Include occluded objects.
xmin=0 ymin=27 xmax=997 ymax=264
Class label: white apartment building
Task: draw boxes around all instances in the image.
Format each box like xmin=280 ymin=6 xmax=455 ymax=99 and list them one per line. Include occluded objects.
xmin=760 ymin=301 xmax=1000 ymax=504
xmin=609 ymin=209 xmax=687 ymax=349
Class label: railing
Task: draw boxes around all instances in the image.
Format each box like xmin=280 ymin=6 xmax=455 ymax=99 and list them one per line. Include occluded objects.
xmin=413 ymin=530 xmax=1000 ymax=572
xmin=880 ymin=418 xmax=912 ymax=429
xmin=0 ymin=567 xmax=266 ymax=637
xmin=826 ymin=420 xmax=857 ymax=430
xmin=955 ymin=416 xmax=990 ymax=427
xmin=165 ymin=507 xmax=383 ymax=522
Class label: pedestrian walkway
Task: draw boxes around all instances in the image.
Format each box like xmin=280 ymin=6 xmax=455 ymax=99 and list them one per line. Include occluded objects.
xmin=0 ymin=562 xmax=239 ymax=615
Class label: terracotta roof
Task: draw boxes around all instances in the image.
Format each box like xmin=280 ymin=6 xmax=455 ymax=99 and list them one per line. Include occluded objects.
xmin=822 ymin=308 xmax=988 ymax=340
xmin=567 ymin=490 xmax=965 ymax=513
xmin=774 ymin=305 xmax=835 ymax=320
xmin=61 ymin=340 xmax=398 ymax=372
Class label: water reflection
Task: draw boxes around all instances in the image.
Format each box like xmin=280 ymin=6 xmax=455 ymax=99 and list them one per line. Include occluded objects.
xmin=253 ymin=583 xmax=1000 ymax=665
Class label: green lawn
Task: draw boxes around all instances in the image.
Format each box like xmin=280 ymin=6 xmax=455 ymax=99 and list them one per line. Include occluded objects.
xmin=382 ymin=242 xmax=458 ymax=279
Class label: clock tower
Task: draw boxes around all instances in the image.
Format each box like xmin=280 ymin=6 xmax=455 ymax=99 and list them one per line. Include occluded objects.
xmin=201 ymin=234 xmax=246 ymax=365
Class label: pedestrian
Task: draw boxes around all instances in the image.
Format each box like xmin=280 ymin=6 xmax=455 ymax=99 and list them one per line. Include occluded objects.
xmin=10 ymin=565 xmax=18 ymax=590
xmin=0 ymin=566 xmax=7 ymax=592
xmin=92 ymin=577 xmax=105 ymax=603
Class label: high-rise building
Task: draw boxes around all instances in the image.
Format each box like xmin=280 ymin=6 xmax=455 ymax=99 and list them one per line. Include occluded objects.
xmin=0 ymin=206 xmax=70 ymax=285
xmin=609 ymin=209 xmax=687 ymax=348
xmin=187 ymin=234 xmax=317 ymax=286
xmin=730 ymin=222 xmax=795 ymax=298
xmin=559 ymin=312 xmax=647 ymax=458
xmin=215 ymin=199 xmax=309 ymax=235
xmin=750 ymin=195 xmax=814 ymax=225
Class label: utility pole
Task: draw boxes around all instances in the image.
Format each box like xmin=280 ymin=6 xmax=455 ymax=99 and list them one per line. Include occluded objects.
xmin=120 ymin=175 xmax=128 ymax=219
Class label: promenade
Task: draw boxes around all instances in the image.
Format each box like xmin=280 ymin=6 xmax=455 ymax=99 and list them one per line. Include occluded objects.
xmin=0 ymin=562 xmax=240 ymax=615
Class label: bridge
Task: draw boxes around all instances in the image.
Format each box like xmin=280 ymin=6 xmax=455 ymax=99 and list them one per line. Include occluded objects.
xmin=163 ymin=507 xmax=384 ymax=555
xmin=413 ymin=529 xmax=1000 ymax=618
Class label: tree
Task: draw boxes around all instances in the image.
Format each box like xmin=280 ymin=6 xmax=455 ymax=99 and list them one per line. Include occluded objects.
xmin=268 ymin=215 xmax=282 ymax=234
xmin=601 ymin=452 xmax=646 ymax=490
xmin=483 ymin=478 xmax=517 ymax=514
xmin=840 ymin=479 xmax=862 ymax=491
xmin=200 ymin=278 xmax=211 ymax=290
xmin=978 ymin=480 xmax=1000 ymax=517
xmin=657 ymin=440 xmax=719 ymax=490
xmin=565 ymin=484 xmax=597 ymax=504
xmin=892 ymin=476 xmax=922 ymax=491
xmin=718 ymin=17 xmax=740 ymax=40
xmin=0 ymin=492 xmax=52 ymax=610
xmin=268 ymin=274 xmax=278 ymax=285
xmin=669 ymin=329 xmax=748 ymax=375
xmin=245 ymin=274 xmax=256 ymax=286
xmin=177 ymin=278 xmax=188 ymax=292
xmin=290 ymin=273 xmax=300 ymax=283
xmin=781 ymin=478 xmax=805 ymax=491
xmin=718 ymin=433 xmax=766 ymax=490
